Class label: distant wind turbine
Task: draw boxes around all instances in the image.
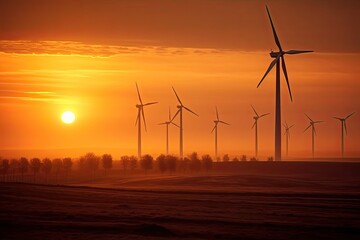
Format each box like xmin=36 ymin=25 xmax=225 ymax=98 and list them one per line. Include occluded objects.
xmin=333 ymin=112 xmax=356 ymax=158
xmin=211 ymin=107 xmax=230 ymax=161
xmin=135 ymin=83 xmax=158 ymax=160
xmin=171 ymin=87 xmax=199 ymax=159
xmin=251 ymin=105 xmax=270 ymax=158
xmin=283 ymin=122 xmax=295 ymax=157
xmin=159 ymin=107 xmax=179 ymax=155
xmin=304 ymin=114 xmax=323 ymax=159
xmin=257 ymin=5 xmax=314 ymax=161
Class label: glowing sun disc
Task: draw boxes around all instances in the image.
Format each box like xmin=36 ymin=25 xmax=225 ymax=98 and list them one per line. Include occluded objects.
xmin=61 ymin=111 xmax=75 ymax=124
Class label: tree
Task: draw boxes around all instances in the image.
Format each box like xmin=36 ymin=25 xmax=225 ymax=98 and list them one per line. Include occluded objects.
xmin=189 ymin=152 xmax=201 ymax=172
xmin=30 ymin=158 xmax=41 ymax=183
xmin=222 ymin=154 xmax=230 ymax=162
xmin=121 ymin=155 xmax=130 ymax=172
xmin=0 ymin=159 xmax=10 ymax=181
xmin=232 ymin=157 xmax=239 ymax=162
xmin=10 ymin=159 xmax=18 ymax=181
xmin=129 ymin=156 xmax=138 ymax=171
xmin=140 ymin=154 xmax=153 ymax=174
xmin=166 ymin=155 xmax=177 ymax=174
xmin=42 ymin=158 xmax=52 ymax=183
xmin=156 ymin=154 xmax=167 ymax=173
xmin=102 ymin=154 xmax=113 ymax=175
xmin=63 ymin=157 xmax=73 ymax=182
xmin=52 ymin=158 xmax=63 ymax=184
xmin=201 ymin=154 xmax=213 ymax=172
xmin=241 ymin=155 xmax=247 ymax=162
xmin=267 ymin=156 xmax=274 ymax=161
xmin=82 ymin=152 xmax=99 ymax=180
xmin=19 ymin=157 xmax=29 ymax=182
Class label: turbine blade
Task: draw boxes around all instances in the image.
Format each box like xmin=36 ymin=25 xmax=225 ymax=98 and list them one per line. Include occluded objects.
xmin=314 ymin=120 xmax=324 ymax=124
xmin=171 ymin=122 xmax=180 ymax=128
xmin=168 ymin=107 xmax=171 ymax=121
xmin=158 ymin=122 xmax=167 ymax=125
xmin=304 ymin=124 xmax=311 ymax=132
xmin=211 ymin=125 xmax=216 ymax=133
xmin=333 ymin=117 xmax=342 ymax=121
xmin=345 ymin=112 xmax=356 ymax=119
xmin=257 ymin=55 xmax=280 ymax=88
xmin=266 ymin=5 xmax=282 ymax=51
xmin=252 ymin=121 xmax=256 ymax=129
xmin=304 ymin=113 xmax=313 ymax=122
xmin=344 ymin=121 xmax=348 ymax=135
xmin=171 ymin=109 xmax=181 ymax=122
xmin=281 ymin=55 xmax=293 ymax=102
xmin=172 ymin=86 xmax=182 ymax=105
xmin=219 ymin=121 xmax=230 ymax=125
xmin=184 ymin=106 xmax=199 ymax=117
xmin=135 ymin=82 xmax=143 ymax=105
xmin=285 ymin=50 xmax=314 ymax=55
xmin=216 ymin=107 xmax=219 ymax=121
xmin=135 ymin=111 xmax=140 ymax=126
xmin=289 ymin=124 xmax=295 ymax=129
xmin=259 ymin=113 xmax=270 ymax=118
xmin=251 ymin=105 xmax=259 ymax=117
xmin=143 ymin=101 xmax=158 ymax=106
xmin=141 ymin=108 xmax=147 ymax=132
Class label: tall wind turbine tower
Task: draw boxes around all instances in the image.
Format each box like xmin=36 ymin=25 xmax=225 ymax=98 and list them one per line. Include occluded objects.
xmin=257 ymin=5 xmax=313 ymax=161
xmin=159 ymin=107 xmax=179 ymax=155
xmin=135 ymin=83 xmax=158 ymax=160
xmin=251 ymin=105 xmax=270 ymax=158
xmin=333 ymin=112 xmax=355 ymax=158
xmin=283 ymin=122 xmax=295 ymax=157
xmin=304 ymin=114 xmax=323 ymax=159
xmin=211 ymin=107 xmax=230 ymax=161
xmin=171 ymin=87 xmax=198 ymax=159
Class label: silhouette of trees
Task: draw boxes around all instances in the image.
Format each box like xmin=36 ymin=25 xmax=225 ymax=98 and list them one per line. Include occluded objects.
xmin=166 ymin=155 xmax=177 ymax=174
xmin=250 ymin=157 xmax=257 ymax=161
xmin=189 ymin=152 xmax=201 ymax=172
xmin=129 ymin=156 xmax=138 ymax=171
xmin=222 ymin=154 xmax=230 ymax=162
xmin=121 ymin=155 xmax=130 ymax=172
xmin=267 ymin=156 xmax=274 ymax=161
xmin=30 ymin=158 xmax=41 ymax=183
xmin=9 ymin=159 xmax=18 ymax=181
xmin=102 ymin=154 xmax=112 ymax=175
xmin=19 ymin=157 xmax=29 ymax=181
xmin=241 ymin=155 xmax=247 ymax=161
xmin=141 ymin=154 xmax=153 ymax=174
xmin=232 ymin=157 xmax=239 ymax=162
xmin=0 ymin=159 xmax=10 ymax=180
xmin=156 ymin=154 xmax=167 ymax=173
xmin=42 ymin=158 xmax=52 ymax=183
xmin=81 ymin=152 xmax=100 ymax=180
xmin=63 ymin=157 xmax=73 ymax=182
xmin=201 ymin=154 xmax=213 ymax=172
xmin=52 ymin=158 xmax=63 ymax=184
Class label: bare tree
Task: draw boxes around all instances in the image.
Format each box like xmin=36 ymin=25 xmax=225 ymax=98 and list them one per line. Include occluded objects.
xmin=82 ymin=152 xmax=99 ymax=180
xmin=30 ymin=158 xmax=41 ymax=183
xmin=222 ymin=154 xmax=230 ymax=162
xmin=201 ymin=154 xmax=213 ymax=172
xmin=19 ymin=157 xmax=29 ymax=182
xmin=42 ymin=158 xmax=52 ymax=184
xmin=52 ymin=158 xmax=63 ymax=184
xmin=156 ymin=154 xmax=167 ymax=173
xmin=166 ymin=155 xmax=177 ymax=174
xmin=121 ymin=155 xmax=130 ymax=172
xmin=9 ymin=159 xmax=18 ymax=182
xmin=63 ymin=157 xmax=73 ymax=182
xmin=0 ymin=159 xmax=10 ymax=181
xmin=129 ymin=156 xmax=138 ymax=172
xmin=189 ymin=152 xmax=201 ymax=173
xmin=241 ymin=155 xmax=247 ymax=162
xmin=141 ymin=154 xmax=153 ymax=175
xmin=102 ymin=154 xmax=113 ymax=175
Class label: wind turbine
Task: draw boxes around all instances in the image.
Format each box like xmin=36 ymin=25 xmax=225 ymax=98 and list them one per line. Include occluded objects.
xmin=171 ymin=87 xmax=199 ymax=159
xmin=135 ymin=82 xmax=158 ymax=160
xmin=211 ymin=107 xmax=230 ymax=161
xmin=304 ymin=114 xmax=323 ymax=159
xmin=283 ymin=122 xmax=295 ymax=157
xmin=251 ymin=105 xmax=270 ymax=158
xmin=333 ymin=112 xmax=356 ymax=158
xmin=159 ymin=107 xmax=179 ymax=155
xmin=257 ymin=5 xmax=314 ymax=161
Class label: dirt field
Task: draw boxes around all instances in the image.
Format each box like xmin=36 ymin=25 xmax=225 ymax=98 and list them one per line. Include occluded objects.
xmin=1 ymin=162 xmax=360 ymax=239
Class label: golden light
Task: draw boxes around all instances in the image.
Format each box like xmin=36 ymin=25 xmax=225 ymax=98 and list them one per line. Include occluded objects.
xmin=61 ymin=111 xmax=75 ymax=124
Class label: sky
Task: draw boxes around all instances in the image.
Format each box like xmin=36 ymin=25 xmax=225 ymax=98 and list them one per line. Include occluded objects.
xmin=0 ymin=0 xmax=359 ymax=159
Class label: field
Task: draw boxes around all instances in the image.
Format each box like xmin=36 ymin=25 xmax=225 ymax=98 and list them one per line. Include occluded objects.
xmin=1 ymin=162 xmax=360 ymax=239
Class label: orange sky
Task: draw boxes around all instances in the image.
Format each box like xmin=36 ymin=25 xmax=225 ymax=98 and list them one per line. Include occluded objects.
xmin=0 ymin=0 xmax=359 ymax=159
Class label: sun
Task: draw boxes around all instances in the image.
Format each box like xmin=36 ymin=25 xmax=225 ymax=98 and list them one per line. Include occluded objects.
xmin=61 ymin=111 xmax=75 ymax=124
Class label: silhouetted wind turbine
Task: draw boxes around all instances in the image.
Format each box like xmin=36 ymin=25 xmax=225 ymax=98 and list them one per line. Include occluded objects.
xmin=304 ymin=114 xmax=323 ymax=159
xmin=159 ymin=107 xmax=179 ymax=155
xmin=257 ymin=5 xmax=313 ymax=161
xmin=333 ymin=112 xmax=355 ymax=158
xmin=135 ymin=83 xmax=158 ymax=160
xmin=251 ymin=105 xmax=270 ymax=158
xmin=283 ymin=122 xmax=295 ymax=157
xmin=211 ymin=107 xmax=230 ymax=161
xmin=171 ymin=87 xmax=199 ymax=159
